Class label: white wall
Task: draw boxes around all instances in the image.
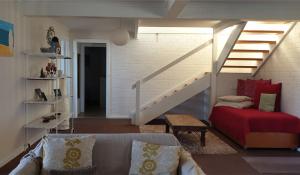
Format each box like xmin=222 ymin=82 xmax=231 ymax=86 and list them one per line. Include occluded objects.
xmin=0 ymin=2 xmax=70 ymax=166
xmin=217 ymin=73 xmax=250 ymax=97
xmin=72 ymin=32 xmax=212 ymax=117
xmin=0 ymin=2 xmax=26 ymax=167
xmin=256 ymin=23 xmax=300 ymax=118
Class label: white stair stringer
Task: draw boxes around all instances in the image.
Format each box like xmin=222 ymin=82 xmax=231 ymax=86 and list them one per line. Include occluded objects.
xmin=134 ymin=73 xmax=211 ymax=125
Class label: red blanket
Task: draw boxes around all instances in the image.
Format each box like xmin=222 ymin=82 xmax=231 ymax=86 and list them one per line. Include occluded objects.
xmin=210 ymin=106 xmax=300 ymax=145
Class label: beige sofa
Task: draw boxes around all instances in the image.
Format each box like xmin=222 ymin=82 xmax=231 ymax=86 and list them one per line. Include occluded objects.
xmin=10 ymin=133 xmax=205 ymax=175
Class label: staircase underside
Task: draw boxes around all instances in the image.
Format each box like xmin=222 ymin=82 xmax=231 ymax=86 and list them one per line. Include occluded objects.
xmin=220 ymin=21 xmax=295 ymax=75
xmin=134 ymin=73 xmax=211 ymax=125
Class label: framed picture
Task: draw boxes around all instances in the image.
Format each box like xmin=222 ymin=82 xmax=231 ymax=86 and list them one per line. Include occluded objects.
xmin=0 ymin=19 xmax=14 ymax=57
xmin=34 ymin=88 xmax=43 ymax=100
xmin=53 ymin=89 xmax=62 ymax=97
xmin=41 ymin=92 xmax=48 ymax=101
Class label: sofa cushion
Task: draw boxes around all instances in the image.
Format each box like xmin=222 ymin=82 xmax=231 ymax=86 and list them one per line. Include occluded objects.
xmin=254 ymin=83 xmax=282 ymax=112
xmin=47 ymin=133 xmax=181 ymax=175
xmin=42 ymin=135 xmax=96 ymax=171
xmin=179 ymin=149 xmax=206 ymax=175
xmin=259 ymin=93 xmax=277 ymax=112
xmin=215 ymin=101 xmax=253 ymax=109
xmin=47 ymin=166 xmax=97 ymax=175
xmin=237 ymin=79 xmax=271 ymax=98
xmin=217 ymin=96 xmax=252 ymax=102
xmin=129 ymin=140 xmax=181 ymax=175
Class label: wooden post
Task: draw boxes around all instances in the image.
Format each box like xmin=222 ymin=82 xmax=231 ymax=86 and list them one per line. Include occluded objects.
xmin=210 ymin=29 xmax=218 ymax=115
xmin=134 ymin=80 xmax=141 ymax=125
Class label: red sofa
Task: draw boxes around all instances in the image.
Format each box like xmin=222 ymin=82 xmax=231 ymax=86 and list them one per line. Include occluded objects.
xmin=210 ymin=106 xmax=300 ymax=149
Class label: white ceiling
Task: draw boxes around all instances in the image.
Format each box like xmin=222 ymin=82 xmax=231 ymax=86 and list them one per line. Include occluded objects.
xmin=53 ymin=17 xmax=220 ymax=34
xmin=54 ymin=17 xmax=123 ymax=32
xmin=21 ymin=0 xmax=300 ymax=20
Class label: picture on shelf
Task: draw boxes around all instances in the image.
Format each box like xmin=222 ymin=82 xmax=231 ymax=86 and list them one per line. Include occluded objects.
xmin=53 ymin=89 xmax=62 ymax=97
xmin=34 ymin=88 xmax=43 ymax=99
xmin=34 ymin=88 xmax=47 ymax=101
xmin=41 ymin=92 xmax=48 ymax=101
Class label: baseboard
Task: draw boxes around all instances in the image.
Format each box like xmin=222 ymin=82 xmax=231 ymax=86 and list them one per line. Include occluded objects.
xmin=106 ymin=115 xmax=130 ymax=119
xmin=0 ymin=131 xmax=46 ymax=168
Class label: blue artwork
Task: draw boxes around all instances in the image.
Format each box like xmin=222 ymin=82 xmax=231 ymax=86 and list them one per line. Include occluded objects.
xmin=0 ymin=19 xmax=14 ymax=57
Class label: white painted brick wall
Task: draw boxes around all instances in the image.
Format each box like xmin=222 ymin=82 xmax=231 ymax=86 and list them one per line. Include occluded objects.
xmin=217 ymin=73 xmax=251 ymax=97
xmin=256 ymin=23 xmax=300 ymax=118
xmin=110 ymin=33 xmax=212 ymax=116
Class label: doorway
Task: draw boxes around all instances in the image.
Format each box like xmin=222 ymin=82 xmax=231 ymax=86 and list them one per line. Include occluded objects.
xmin=78 ymin=43 xmax=107 ymax=117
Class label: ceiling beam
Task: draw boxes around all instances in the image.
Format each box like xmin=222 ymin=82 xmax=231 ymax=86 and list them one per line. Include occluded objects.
xmin=21 ymin=1 xmax=165 ymax=18
xmin=165 ymin=0 xmax=189 ymax=18
xmin=213 ymin=20 xmax=244 ymax=33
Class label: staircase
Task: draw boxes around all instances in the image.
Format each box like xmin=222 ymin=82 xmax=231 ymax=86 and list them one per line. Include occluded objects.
xmin=220 ymin=21 xmax=296 ymax=75
xmin=132 ymin=73 xmax=210 ymax=125
xmin=131 ymin=21 xmax=296 ymax=126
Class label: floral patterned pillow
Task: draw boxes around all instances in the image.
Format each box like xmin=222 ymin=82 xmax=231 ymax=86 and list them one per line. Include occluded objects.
xmin=42 ymin=135 xmax=96 ymax=173
xmin=129 ymin=140 xmax=181 ymax=175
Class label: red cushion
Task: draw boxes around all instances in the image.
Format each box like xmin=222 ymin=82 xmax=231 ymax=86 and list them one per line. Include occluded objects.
xmin=237 ymin=79 xmax=271 ymax=98
xmin=237 ymin=79 xmax=246 ymax=96
xmin=254 ymin=83 xmax=282 ymax=112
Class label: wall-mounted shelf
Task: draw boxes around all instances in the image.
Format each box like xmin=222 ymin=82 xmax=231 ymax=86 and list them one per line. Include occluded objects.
xmin=24 ymin=96 xmax=67 ymax=105
xmin=24 ymin=113 xmax=71 ymax=129
xmin=25 ymin=75 xmax=72 ymax=80
xmin=22 ymin=51 xmax=71 ymax=59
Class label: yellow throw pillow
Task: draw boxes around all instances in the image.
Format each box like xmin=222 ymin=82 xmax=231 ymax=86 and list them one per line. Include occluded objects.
xmin=129 ymin=140 xmax=181 ymax=175
xmin=42 ymin=135 xmax=96 ymax=172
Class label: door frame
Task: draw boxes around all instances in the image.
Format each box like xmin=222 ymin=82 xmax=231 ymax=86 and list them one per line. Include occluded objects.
xmin=72 ymin=39 xmax=111 ymax=117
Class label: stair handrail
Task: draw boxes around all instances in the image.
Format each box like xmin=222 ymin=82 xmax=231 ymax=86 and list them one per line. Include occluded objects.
xmin=131 ymin=39 xmax=213 ymax=89
xmin=131 ymin=39 xmax=212 ymax=125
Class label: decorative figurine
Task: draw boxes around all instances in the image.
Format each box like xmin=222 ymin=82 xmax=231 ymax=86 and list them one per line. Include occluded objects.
xmin=51 ymin=36 xmax=61 ymax=54
xmin=40 ymin=27 xmax=61 ymax=54
xmin=40 ymin=68 xmax=46 ymax=78
xmin=45 ymin=62 xmax=57 ymax=77
xmin=47 ymin=27 xmax=55 ymax=45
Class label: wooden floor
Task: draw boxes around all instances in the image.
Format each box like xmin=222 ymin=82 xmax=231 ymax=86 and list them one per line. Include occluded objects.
xmin=1 ymin=118 xmax=299 ymax=175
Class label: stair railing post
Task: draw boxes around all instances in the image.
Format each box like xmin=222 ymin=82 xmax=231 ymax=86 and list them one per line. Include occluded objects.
xmin=134 ymin=80 xmax=141 ymax=125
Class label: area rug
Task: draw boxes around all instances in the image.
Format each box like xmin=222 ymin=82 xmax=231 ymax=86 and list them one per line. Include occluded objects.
xmin=243 ymin=157 xmax=300 ymax=174
xmin=140 ymin=125 xmax=237 ymax=155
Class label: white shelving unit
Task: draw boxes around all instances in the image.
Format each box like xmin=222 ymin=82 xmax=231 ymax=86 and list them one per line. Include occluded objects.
xmin=25 ymin=75 xmax=72 ymax=80
xmin=24 ymin=113 xmax=71 ymax=130
xmin=24 ymin=96 xmax=65 ymax=104
xmin=23 ymin=51 xmax=73 ymax=146
xmin=22 ymin=51 xmax=68 ymax=59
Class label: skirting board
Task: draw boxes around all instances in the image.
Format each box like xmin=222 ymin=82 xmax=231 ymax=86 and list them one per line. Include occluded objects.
xmin=106 ymin=115 xmax=130 ymax=119
xmin=0 ymin=131 xmax=46 ymax=168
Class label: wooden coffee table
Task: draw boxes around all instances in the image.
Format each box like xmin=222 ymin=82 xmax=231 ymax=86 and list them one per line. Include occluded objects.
xmin=165 ymin=114 xmax=208 ymax=146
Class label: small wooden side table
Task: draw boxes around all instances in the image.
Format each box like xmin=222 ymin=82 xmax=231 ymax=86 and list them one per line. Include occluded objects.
xmin=165 ymin=114 xmax=208 ymax=146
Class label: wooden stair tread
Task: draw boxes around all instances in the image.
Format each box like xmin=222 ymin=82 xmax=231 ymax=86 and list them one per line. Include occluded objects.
xmin=227 ymin=58 xmax=263 ymax=61
xmin=243 ymin=30 xmax=284 ymax=34
xmin=237 ymin=40 xmax=276 ymax=44
xmin=232 ymin=49 xmax=269 ymax=53
xmin=223 ymin=65 xmax=258 ymax=68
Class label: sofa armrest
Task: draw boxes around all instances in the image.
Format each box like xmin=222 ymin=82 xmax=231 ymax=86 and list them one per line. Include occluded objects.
xmin=9 ymin=153 xmax=42 ymax=175
xmin=179 ymin=149 xmax=206 ymax=175
xmin=9 ymin=141 xmax=43 ymax=175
